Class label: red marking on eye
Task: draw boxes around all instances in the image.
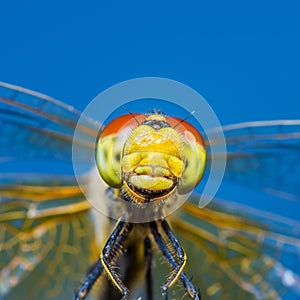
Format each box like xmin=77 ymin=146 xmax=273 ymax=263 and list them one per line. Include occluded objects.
xmin=100 ymin=114 xmax=143 ymax=137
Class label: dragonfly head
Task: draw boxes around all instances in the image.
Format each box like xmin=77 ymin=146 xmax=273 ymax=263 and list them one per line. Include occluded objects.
xmin=96 ymin=113 xmax=206 ymax=205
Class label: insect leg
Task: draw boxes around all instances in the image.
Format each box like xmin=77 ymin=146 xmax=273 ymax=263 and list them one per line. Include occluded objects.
xmin=75 ymin=259 xmax=104 ymax=300
xmin=101 ymin=220 xmax=133 ymax=300
xmin=144 ymin=236 xmax=153 ymax=300
xmin=150 ymin=221 xmax=200 ymax=300
xmin=161 ymin=220 xmax=201 ymax=300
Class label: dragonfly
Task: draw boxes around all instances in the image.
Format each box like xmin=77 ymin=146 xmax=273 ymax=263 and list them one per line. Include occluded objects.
xmin=0 ymin=81 xmax=300 ymax=300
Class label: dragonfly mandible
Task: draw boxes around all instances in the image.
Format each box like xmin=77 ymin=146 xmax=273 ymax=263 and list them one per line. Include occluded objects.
xmin=0 ymin=81 xmax=300 ymax=300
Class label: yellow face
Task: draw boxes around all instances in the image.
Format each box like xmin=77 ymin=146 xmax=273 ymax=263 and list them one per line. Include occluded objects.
xmin=96 ymin=113 xmax=206 ymax=204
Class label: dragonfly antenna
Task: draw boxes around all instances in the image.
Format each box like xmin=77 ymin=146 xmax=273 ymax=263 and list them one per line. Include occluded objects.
xmin=173 ymin=110 xmax=195 ymax=128
xmin=122 ymin=106 xmax=140 ymax=125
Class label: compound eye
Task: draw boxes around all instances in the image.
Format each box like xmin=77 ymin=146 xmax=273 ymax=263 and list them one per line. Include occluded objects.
xmin=96 ymin=135 xmax=122 ymax=188
xmin=179 ymin=137 xmax=206 ymax=194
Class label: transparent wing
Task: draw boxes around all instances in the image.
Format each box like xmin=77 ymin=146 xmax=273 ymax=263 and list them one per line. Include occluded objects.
xmin=0 ymin=82 xmax=98 ymax=167
xmin=208 ymin=120 xmax=300 ymax=201
xmin=171 ymin=198 xmax=300 ymax=300
xmin=0 ymin=175 xmax=100 ymax=300
xmin=0 ymin=176 xmax=97 ymax=299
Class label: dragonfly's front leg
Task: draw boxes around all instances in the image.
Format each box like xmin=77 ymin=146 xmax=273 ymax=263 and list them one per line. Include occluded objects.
xmin=150 ymin=220 xmax=200 ymax=300
xmin=101 ymin=220 xmax=133 ymax=300
xmin=75 ymin=220 xmax=132 ymax=300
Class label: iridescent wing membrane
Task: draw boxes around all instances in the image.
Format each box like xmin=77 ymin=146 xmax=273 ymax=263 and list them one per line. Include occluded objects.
xmin=0 ymin=176 xmax=98 ymax=300
xmin=0 ymin=82 xmax=299 ymax=300
xmin=173 ymin=198 xmax=300 ymax=300
xmin=0 ymin=82 xmax=99 ymax=163
xmin=222 ymin=120 xmax=300 ymax=201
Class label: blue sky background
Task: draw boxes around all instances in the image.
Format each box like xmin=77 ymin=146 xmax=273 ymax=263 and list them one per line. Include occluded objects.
xmin=0 ymin=1 xmax=299 ymax=218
